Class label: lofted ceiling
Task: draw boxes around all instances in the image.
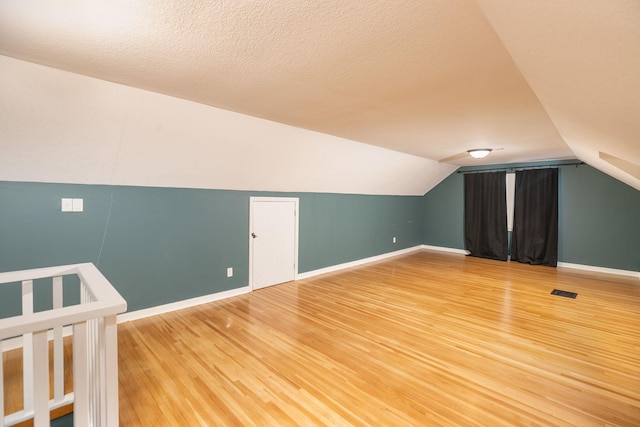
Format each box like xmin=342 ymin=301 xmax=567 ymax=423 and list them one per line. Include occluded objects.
xmin=0 ymin=0 xmax=639 ymax=191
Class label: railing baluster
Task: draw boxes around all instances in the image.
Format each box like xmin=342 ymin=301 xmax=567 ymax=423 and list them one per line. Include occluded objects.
xmin=89 ymin=317 xmax=97 ymax=425
xmin=104 ymin=315 xmax=119 ymax=426
xmin=0 ymin=340 xmax=5 ymax=427
xmin=96 ymin=318 xmax=103 ymax=426
xmin=83 ymin=281 xmax=98 ymax=424
xmin=52 ymin=276 xmax=64 ymax=403
xmin=32 ymin=331 xmax=49 ymax=427
xmin=21 ymin=280 xmax=34 ymax=415
xmin=97 ymin=317 xmax=106 ymax=426
xmin=73 ymin=321 xmax=89 ymax=426
xmin=96 ymin=318 xmax=102 ymax=426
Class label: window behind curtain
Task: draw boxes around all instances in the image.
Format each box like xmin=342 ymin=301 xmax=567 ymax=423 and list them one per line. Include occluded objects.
xmin=511 ymin=168 xmax=559 ymax=267
xmin=506 ymin=173 xmax=515 ymax=233
xmin=464 ymin=172 xmax=509 ymax=261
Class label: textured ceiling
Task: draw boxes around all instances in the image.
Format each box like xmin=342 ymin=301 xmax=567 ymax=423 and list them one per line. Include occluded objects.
xmin=0 ymin=0 xmax=638 ymax=189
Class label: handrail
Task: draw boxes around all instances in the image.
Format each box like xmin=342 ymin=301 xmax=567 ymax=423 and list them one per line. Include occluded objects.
xmin=0 ymin=264 xmax=78 ymax=284
xmin=0 ymin=301 xmax=121 ymax=340
xmin=0 ymin=262 xmax=125 ymax=306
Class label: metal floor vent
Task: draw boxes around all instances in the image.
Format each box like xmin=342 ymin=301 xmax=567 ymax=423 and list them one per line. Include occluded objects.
xmin=551 ymin=289 xmax=577 ymax=299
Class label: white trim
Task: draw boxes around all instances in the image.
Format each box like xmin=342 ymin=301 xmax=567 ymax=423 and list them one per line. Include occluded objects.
xmin=296 ymin=246 xmax=423 ymax=280
xmin=557 ymin=262 xmax=640 ymax=280
xmin=117 ymin=286 xmax=251 ymax=323
xmin=420 ymin=245 xmax=639 ymax=280
xmin=421 ymin=244 xmax=469 ymax=255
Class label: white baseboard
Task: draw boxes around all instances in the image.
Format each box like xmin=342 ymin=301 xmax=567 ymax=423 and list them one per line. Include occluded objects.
xmin=296 ymin=245 xmax=423 ymax=280
xmin=421 ymin=244 xmax=469 ymax=255
xmin=118 ymin=246 xmax=454 ymax=323
xmin=421 ymin=244 xmax=638 ymax=280
xmin=557 ymin=262 xmax=639 ymax=280
xmin=117 ymin=285 xmax=251 ymax=323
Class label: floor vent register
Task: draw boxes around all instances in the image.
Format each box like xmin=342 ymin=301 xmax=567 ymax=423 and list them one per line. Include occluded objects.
xmin=550 ymin=289 xmax=577 ymax=299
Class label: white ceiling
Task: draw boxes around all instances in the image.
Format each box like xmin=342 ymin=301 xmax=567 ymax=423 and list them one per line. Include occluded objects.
xmin=0 ymin=0 xmax=639 ymax=190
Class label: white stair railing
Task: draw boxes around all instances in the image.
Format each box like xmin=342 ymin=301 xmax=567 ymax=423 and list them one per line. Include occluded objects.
xmin=0 ymin=263 xmax=127 ymax=427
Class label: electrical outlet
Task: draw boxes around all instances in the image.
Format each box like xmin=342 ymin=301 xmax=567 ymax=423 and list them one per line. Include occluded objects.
xmin=226 ymin=267 xmax=233 ymax=278
xmin=393 ymin=237 xmax=397 ymax=243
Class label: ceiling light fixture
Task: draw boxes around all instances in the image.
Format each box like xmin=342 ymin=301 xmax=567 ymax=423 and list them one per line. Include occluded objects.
xmin=467 ymin=149 xmax=492 ymax=159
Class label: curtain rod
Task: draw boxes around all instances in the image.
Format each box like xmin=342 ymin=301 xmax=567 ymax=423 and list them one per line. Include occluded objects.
xmin=457 ymin=161 xmax=585 ymax=174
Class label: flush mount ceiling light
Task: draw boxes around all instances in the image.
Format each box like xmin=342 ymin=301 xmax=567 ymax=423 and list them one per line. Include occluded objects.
xmin=467 ymin=149 xmax=492 ymax=159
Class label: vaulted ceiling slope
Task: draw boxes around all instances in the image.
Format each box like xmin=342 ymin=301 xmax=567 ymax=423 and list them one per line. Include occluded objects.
xmin=0 ymin=0 xmax=638 ymax=193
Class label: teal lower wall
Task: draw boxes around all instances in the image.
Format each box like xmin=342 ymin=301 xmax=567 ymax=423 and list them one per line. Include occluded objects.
xmin=558 ymin=165 xmax=640 ymax=270
xmin=51 ymin=413 xmax=73 ymax=427
xmin=0 ymin=182 xmax=422 ymax=316
xmin=421 ymin=172 xmax=464 ymax=248
xmin=422 ymin=164 xmax=640 ymax=272
xmin=2 ymin=164 xmax=636 ymax=319
xmin=300 ymin=193 xmax=422 ymax=272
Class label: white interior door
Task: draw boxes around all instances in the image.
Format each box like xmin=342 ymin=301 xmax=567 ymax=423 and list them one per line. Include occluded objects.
xmin=250 ymin=197 xmax=298 ymax=290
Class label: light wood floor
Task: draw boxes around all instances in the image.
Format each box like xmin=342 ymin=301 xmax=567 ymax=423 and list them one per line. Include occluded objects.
xmin=116 ymin=250 xmax=640 ymax=426
xmin=2 ymin=338 xmax=74 ymax=426
xmin=4 ymin=250 xmax=639 ymax=425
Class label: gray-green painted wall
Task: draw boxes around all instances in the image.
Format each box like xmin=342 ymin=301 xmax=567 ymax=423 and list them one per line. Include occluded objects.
xmin=421 ymin=172 xmax=464 ymax=248
xmin=300 ymin=193 xmax=422 ymax=271
xmin=422 ymin=164 xmax=640 ymax=272
xmin=2 ymin=163 xmax=637 ymax=319
xmin=558 ymin=165 xmax=640 ymax=271
xmin=0 ymin=182 xmax=421 ymax=316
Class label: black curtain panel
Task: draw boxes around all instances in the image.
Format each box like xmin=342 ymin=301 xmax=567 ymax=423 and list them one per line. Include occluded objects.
xmin=511 ymin=168 xmax=559 ymax=267
xmin=464 ymin=172 xmax=509 ymax=261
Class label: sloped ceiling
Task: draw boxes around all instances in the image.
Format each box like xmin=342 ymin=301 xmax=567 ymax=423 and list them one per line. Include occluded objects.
xmin=475 ymin=0 xmax=640 ymax=189
xmin=0 ymin=0 xmax=638 ymax=192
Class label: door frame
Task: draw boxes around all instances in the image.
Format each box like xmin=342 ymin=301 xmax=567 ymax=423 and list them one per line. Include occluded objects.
xmin=249 ymin=197 xmax=299 ymax=291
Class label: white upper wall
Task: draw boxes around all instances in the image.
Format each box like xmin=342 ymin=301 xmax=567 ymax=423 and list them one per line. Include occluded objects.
xmin=0 ymin=56 xmax=455 ymax=195
xmin=1 ymin=1 xmax=638 ymax=192
xmin=0 ymin=0 xmax=574 ymax=169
